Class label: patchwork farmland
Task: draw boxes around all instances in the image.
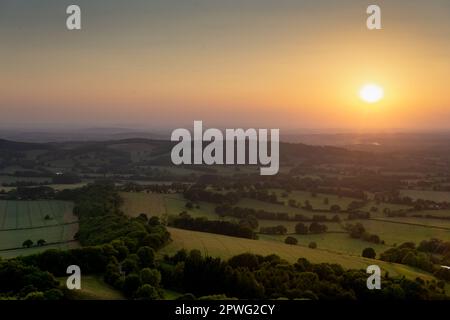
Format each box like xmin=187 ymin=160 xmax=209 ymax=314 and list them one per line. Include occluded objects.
xmin=0 ymin=200 xmax=79 ymax=258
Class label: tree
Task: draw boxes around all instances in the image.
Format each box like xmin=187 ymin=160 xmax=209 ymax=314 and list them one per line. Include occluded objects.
xmin=239 ymin=215 xmax=258 ymax=230
xmin=137 ymin=213 xmax=148 ymax=222
xmin=185 ymin=202 xmax=194 ymax=209
xmin=43 ymin=289 xmax=64 ymax=300
xmin=303 ymin=200 xmax=312 ymax=210
xmin=295 ymin=222 xmax=308 ymax=235
xmin=148 ymin=216 xmax=161 ymax=226
xmin=37 ymin=239 xmax=46 ymax=246
xmin=122 ymin=257 xmax=139 ymax=275
xmin=140 ymin=268 xmax=161 ymax=287
xmin=135 ymin=284 xmax=160 ymax=300
xmin=362 ymin=247 xmax=376 ymax=259
xmin=401 ymin=252 xmax=418 ymax=267
xmin=123 ymin=274 xmax=141 ymax=297
xmin=23 ymin=239 xmax=33 ymax=248
xmin=330 ymin=205 xmax=341 ymax=212
xmin=285 ymin=236 xmax=298 ymax=245
xmin=309 ymin=222 xmax=327 ymax=234
xmin=228 ymin=253 xmax=260 ymax=270
xmin=137 ymin=246 xmax=155 ymax=268
xmin=309 ymin=242 xmax=317 ymax=249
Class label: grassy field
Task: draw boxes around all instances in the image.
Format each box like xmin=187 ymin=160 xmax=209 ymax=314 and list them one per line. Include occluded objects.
xmin=0 ymin=200 xmax=79 ymax=258
xmin=359 ymin=200 xmax=413 ymax=218
xmin=236 ymin=198 xmax=341 ymax=219
xmin=373 ymin=216 xmax=450 ymax=230
xmin=257 ymin=219 xmax=344 ymax=233
xmin=120 ymin=192 xmax=219 ymax=219
xmin=400 ymin=189 xmax=450 ymax=202
xmin=120 ymin=192 xmax=167 ymax=217
xmin=161 ymin=227 xmax=436 ymax=282
xmin=408 ymin=209 xmax=450 ymax=218
xmin=271 ymin=189 xmax=358 ymax=211
xmin=353 ymin=219 xmax=450 ymax=245
xmin=259 ymin=232 xmax=389 ymax=257
xmin=0 ymin=200 xmax=75 ymax=229
xmin=0 ymin=241 xmax=80 ymax=259
xmin=0 ymin=175 xmax=51 ymax=186
xmin=58 ymin=275 xmax=124 ymax=300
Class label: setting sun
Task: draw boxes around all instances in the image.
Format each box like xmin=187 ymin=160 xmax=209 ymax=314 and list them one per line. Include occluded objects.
xmin=359 ymin=84 xmax=384 ymax=103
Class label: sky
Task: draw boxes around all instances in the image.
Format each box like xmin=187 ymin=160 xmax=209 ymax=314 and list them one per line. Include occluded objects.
xmin=1 ymin=0 xmax=449 ymax=132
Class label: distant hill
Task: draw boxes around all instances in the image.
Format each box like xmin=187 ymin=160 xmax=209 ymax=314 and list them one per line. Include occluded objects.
xmin=0 ymin=139 xmax=51 ymax=151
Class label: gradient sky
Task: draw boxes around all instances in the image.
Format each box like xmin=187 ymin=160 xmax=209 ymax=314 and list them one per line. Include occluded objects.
xmin=1 ymin=0 xmax=449 ymax=131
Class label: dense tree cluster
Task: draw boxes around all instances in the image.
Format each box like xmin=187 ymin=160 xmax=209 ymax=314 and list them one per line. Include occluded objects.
xmin=5 ymin=186 xmax=55 ymax=200
xmin=379 ymin=241 xmax=450 ymax=281
xmin=345 ymin=223 xmax=382 ymax=244
xmin=159 ymin=250 xmax=447 ymax=300
xmin=0 ymin=259 xmax=62 ymax=300
xmin=215 ymin=205 xmax=341 ymax=223
xmin=259 ymin=225 xmax=287 ymax=235
xmin=169 ymin=213 xmax=256 ymax=239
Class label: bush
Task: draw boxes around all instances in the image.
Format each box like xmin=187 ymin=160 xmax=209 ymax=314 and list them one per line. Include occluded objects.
xmin=362 ymin=247 xmax=376 ymax=259
xmin=308 ymin=242 xmax=317 ymax=249
xmin=295 ymin=222 xmax=308 ymax=234
xmin=285 ymin=236 xmax=298 ymax=245
xmin=140 ymin=268 xmax=161 ymax=287
xmin=135 ymin=284 xmax=160 ymax=300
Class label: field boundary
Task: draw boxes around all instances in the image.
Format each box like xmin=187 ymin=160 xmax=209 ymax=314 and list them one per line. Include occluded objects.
xmin=0 ymin=239 xmax=78 ymax=252
xmin=0 ymin=221 xmax=78 ymax=232
xmin=370 ymin=218 xmax=450 ymax=231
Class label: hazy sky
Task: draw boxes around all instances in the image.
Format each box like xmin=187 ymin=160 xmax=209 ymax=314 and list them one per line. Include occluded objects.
xmin=1 ymin=0 xmax=449 ymax=131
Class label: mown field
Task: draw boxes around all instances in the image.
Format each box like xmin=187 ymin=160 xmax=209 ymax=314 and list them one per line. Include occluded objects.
xmin=119 ymin=192 xmax=167 ymax=217
xmin=120 ymin=189 xmax=450 ymax=291
xmin=259 ymin=233 xmax=388 ymax=256
xmin=120 ymin=192 xmax=218 ymax=219
xmin=161 ymin=227 xmax=436 ymax=282
xmin=0 ymin=200 xmax=79 ymax=258
xmin=354 ymin=219 xmax=450 ymax=245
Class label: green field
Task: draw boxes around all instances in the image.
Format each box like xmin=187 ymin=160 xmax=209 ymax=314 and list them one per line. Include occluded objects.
xmin=58 ymin=275 xmax=124 ymax=300
xmin=120 ymin=192 xmax=219 ymax=219
xmin=236 ymin=198 xmax=341 ymax=219
xmin=0 ymin=200 xmax=79 ymax=258
xmin=0 ymin=241 xmax=80 ymax=259
xmin=400 ymin=189 xmax=450 ymax=202
xmin=0 ymin=175 xmax=51 ymax=186
xmin=120 ymin=192 xmax=167 ymax=217
xmin=409 ymin=209 xmax=450 ymax=218
xmin=123 ymin=190 xmax=450 ymax=288
xmin=161 ymin=227 xmax=436 ymax=282
xmin=259 ymin=232 xmax=389 ymax=257
xmin=353 ymin=219 xmax=450 ymax=245
xmin=271 ymin=189 xmax=358 ymax=211
xmin=257 ymin=219 xmax=344 ymax=233
xmin=373 ymin=216 xmax=450 ymax=230
xmin=0 ymin=200 xmax=76 ymax=229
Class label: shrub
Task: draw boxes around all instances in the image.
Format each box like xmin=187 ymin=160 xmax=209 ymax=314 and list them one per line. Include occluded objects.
xmin=362 ymin=247 xmax=376 ymax=259
xmin=285 ymin=236 xmax=298 ymax=245
xmin=309 ymin=242 xmax=317 ymax=249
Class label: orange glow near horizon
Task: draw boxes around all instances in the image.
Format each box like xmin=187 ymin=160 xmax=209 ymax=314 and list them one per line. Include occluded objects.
xmin=0 ymin=1 xmax=449 ymax=130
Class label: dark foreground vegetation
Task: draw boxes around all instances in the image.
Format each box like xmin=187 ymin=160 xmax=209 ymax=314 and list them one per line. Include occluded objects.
xmin=158 ymin=250 xmax=447 ymax=300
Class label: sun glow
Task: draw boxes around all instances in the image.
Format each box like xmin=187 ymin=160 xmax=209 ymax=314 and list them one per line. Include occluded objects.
xmin=359 ymin=84 xmax=384 ymax=103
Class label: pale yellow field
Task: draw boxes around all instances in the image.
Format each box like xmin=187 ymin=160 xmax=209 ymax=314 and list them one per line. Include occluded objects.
xmin=161 ymin=227 xmax=436 ymax=282
xmin=120 ymin=192 xmax=167 ymax=217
